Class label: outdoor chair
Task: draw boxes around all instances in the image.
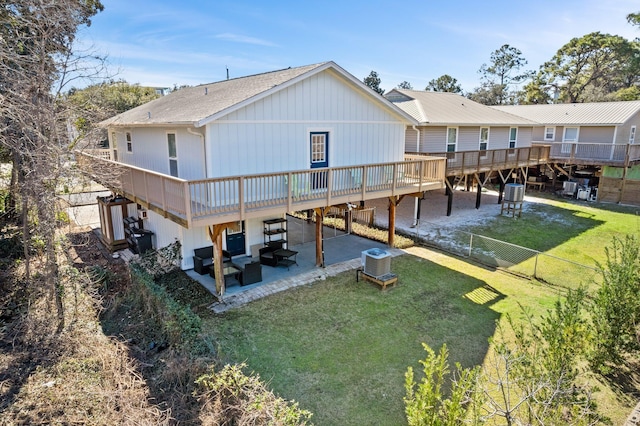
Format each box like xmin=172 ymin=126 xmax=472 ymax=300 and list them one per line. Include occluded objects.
xmin=239 ymin=261 xmax=262 ymax=286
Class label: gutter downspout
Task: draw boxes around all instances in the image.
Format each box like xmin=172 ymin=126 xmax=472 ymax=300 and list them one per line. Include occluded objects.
xmin=411 ymin=125 xmax=421 ymax=227
xmin=187 ymin=127 xmax=207 ymax=178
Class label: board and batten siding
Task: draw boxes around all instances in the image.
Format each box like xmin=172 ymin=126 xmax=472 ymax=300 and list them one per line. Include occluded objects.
xmin=109 ymin=127 xmax=206 ymax=180
xmin=205 ymin=69 xmax=407 ymax=178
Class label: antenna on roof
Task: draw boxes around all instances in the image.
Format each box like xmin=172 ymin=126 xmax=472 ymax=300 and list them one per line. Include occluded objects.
xmin=226 ymin=66 xmax=229 ymax=80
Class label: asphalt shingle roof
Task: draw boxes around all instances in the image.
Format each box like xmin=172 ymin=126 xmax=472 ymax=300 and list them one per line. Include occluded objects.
xmin=101 ymin=62 xmax=328 ymax=127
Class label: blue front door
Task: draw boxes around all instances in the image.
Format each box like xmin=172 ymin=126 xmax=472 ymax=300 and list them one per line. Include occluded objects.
xmin=310 ymin=132 xmax=328 ymax=189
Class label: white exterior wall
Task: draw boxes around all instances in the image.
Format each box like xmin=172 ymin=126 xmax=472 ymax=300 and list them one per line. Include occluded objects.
xmin=205 ymin=69 xmax=406 ymax=177
xmin=109 ymin=127 xmax=206 ymax=180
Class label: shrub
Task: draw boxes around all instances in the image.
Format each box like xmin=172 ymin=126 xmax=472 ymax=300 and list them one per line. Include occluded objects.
xmin=196 ymin=363 xmax=312 ymax=425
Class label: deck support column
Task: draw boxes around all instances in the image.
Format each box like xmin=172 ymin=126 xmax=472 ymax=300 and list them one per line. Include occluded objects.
xmin=498 ymin=180 xmax=505 ymax=204
xmin=313 ymin=207 xmax=328 ymax=267
xmin=388 ymin=196 xmax=397 ymax=247
xmin=208 ymin=224 xmax=227 ymax=296
xmin=475 ymin=173 xmax=484 ymax=209
xmin=445 ymin=176 xmax=455 ymax=216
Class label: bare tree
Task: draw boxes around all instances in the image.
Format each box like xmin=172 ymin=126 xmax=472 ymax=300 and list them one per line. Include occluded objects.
xmin=0 ymin=0 xmax=104 ymax=330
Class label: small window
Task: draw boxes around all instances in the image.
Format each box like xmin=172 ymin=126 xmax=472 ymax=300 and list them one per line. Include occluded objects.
xmin=479 ymin=127 xmax=489 ymax=151
xmin=111 ymin=131 xmax=118 ymax=162
xmin=544 ymin=127 xmax=555 ymax=141
xmin=509 ymin=127 xmax=517 ymax=149
xmin=167 ymin=133 xmax=178 ymax=177
xmin=446 ymin=127 xmax=457 ymax=152
xmin=126 ymin=132 xmax=132 ymax=153
xmin=630 ymin=126 xmax=636 ymax=144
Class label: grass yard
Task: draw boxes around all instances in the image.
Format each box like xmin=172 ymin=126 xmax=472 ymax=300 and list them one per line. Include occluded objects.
xmin=465 ymin=196 xmax=639 ymax=267
xmin=208 ymin=251 xmax=569 ymax=425
xmin=202 ymin=198 xmax=639 ymax=424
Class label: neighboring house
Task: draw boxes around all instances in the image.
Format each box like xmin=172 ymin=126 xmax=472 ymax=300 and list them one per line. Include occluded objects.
xmin=385 ymin=89 xmax=549 ymax=215
xmin=78 ymin=62 xmax=446 ymax=295
xmin=495 ymin=101 xmax=640 ymax=205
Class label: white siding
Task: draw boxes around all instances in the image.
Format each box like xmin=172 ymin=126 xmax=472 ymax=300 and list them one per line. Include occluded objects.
xmin=490 ymin=127 xmax=509 ymax=149
xmin=517 ymin=127 xmax=533 ymax=148
xmin=422 ymin=126 xmax=447 ymax=152
xmin=109 ymin=127 xmax=206 ymax=180
xmin=205 ymin=70 xmax=406 ymax=177
xmin=579 ymin=126 xmax=615 ymax=143
xmin=458 ymin=127 xmax=478 ymax=151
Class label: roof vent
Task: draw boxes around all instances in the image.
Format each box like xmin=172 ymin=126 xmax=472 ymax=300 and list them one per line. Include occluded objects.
xmin=147 ymin=112 xmax=151 ymax=119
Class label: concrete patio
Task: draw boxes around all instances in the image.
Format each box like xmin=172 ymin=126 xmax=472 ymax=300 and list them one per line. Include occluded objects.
xmin=185 ymin=217 xmax=400 ymax=313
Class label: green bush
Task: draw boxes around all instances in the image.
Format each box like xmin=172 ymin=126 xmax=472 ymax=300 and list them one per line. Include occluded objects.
xmin=196 ymin=363 xmax=312 ymax=425
xmin=129 ymin=264 xmax=201 ymax=348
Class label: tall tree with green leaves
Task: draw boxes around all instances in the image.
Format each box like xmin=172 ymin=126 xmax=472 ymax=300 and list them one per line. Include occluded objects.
xmin=628 ymin=12 xmax=640 ymax=27
xmin=426 ymin=74 xmax=462 ymax=93
xmin=524 ymin=32 xmax=640 ymax=103
xmin=363 ymin=70 xmax=384 ymax=95
xmin=470 ymin=44 xmax=530 ymax=105
xmin=66 ymin=81 xmax=160 ymax=148
xmin=397 ymin=80 xmax=413 ymax=90
xmin=0 ymin=0 xmax=104 ymax=330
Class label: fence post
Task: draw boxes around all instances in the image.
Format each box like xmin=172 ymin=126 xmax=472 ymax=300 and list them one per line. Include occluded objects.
xmin=533 ymin=252 xmax=539 ymax=279
xmin=468 ymin=234 xmax=473 ymax=258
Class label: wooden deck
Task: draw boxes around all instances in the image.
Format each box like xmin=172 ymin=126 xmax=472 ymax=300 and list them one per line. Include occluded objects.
xmin=406 ymin=145 xmax=551 ymax=177
xmin=532 ymin=142 xmax=640 ymax=166
xmin=76 ymin=151 xmax=446 ymax=228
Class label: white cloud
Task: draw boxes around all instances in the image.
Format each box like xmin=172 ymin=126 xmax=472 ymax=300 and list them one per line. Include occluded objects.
xmin=214 ymin=33 xmax=278 ymax=47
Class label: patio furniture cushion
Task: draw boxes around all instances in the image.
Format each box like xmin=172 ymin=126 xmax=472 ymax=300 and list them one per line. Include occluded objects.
xmin=240 ymin=261 xmax=262 ymax=285
xmin=259 ymin=241 xmax=283 ymax=267
xmin=193 ymin=246 xmax=213 ymax=275
xmin=193 ymin=246 xmax=232 ymax=275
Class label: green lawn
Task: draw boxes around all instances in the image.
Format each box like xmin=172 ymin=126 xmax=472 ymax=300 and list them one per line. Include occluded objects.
xmin=208 ymin=252 xmax=563 ymax=425
xmin=203 ymin=199 xmax=639 ymax=425
xmin=464 ymin=196 xmax=638 ymax=266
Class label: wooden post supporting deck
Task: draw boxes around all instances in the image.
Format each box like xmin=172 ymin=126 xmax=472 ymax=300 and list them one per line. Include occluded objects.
xmin=445 ymin=176 xmax=455 ymax=216
xmin=475 ymin=172 xmax=485 ymax=209
xmin=313 ymin=207 xmax=330 ymax=267
xmin=208 ymin=223 xmax=237 ymax=297
xmin=388 ymin=197 xmax=396 ymax=247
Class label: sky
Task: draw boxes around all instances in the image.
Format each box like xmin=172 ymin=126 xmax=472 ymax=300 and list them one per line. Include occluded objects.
xmin=75 ymin=0 xmax=640 ymax=93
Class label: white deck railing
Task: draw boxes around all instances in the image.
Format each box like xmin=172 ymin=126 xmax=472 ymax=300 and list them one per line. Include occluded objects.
xmin=532 ymin=142 xmax=640 ymax=165
xmin=77 ymin=150 xmax=446 ymax=227
xmin=407 ymin=145 xmax=551 ymax=176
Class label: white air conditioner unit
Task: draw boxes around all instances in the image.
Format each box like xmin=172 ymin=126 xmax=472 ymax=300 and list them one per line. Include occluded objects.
xmin=361 ymin=248 xmax=391 ymax=278
xmin=504 ymin=184 xmax=524 ymax=202
xmin=563 ymin=181 xmax=578 ymax=196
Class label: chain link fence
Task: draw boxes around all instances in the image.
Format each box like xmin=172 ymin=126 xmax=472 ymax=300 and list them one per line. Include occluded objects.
xmin=411 ymin=222 xmax=602 ymax=291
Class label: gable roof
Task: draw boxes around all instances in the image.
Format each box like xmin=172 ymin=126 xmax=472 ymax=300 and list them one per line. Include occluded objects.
xmin=493 ymin=101 xmax=640 ymax=126
xmin=386 ymin=89 xmax=537 ymax=126
xmin=101 ymin=62 xmax=416 ymax=127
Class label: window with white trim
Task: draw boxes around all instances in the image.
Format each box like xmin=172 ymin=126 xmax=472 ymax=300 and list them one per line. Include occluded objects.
xmin=111 ymin=131 xmax=118 ymax=162
xmin=544 ymin=127 xmax=555 ymax=141
xmin=562 ymin=127 xmax=578 ymax=154
xmin=446 ymin=127 xmax=457 ymax=152
xmin=167 ymin=133 xmax=178 ymax=177
xmin=630 ymin=126 xmax=636 ymax=144
xmin=479 ymin=127 xmax=489 ymax=151
xmin=509 ymin=127 xmax=517 ymax=149
xmin=126 ymin=131 xmax=132 ymax=153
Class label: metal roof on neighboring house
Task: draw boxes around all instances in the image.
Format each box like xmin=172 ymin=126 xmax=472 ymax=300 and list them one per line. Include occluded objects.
xmin=100 ymin=62 xmax=416 ymax=127
xmin=493 ymin=101 xmax=640 ymax=126
xmin=386 ymin=89 xmax=538 ymax=126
